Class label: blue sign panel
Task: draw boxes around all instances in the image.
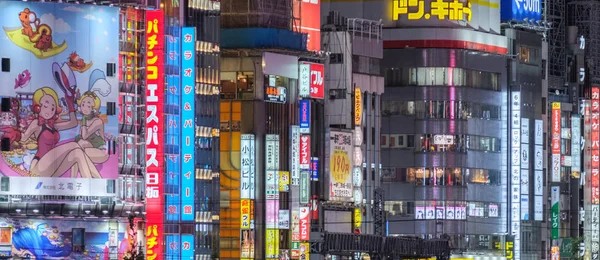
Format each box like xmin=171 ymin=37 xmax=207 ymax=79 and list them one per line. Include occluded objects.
xmin=501 ymin=0 xmax=541 ymax=22
xmin=166 ymin=234 xmax=181 ymax=260
xmin=299 ymin=99 xmax=311 ymax=134
xmin=181 ymin=234 xmax=195 ymax=259
xmin=310 ymin=157 xmax=319 ymax=181
xmin=165 ymin=27 xmax=182 ymax=222
xmin=181 ymin=27 xmax=196 ymax=222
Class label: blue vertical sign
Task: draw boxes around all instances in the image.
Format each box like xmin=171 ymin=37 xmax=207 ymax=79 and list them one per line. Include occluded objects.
xmin=181 ymin=234 xmax=195 ymax=259
xmin=166 ymin=234 xmax=181 ymax=260
xmin=181 ymin=27 xmax=196 ymax=222
xmin=165 ymin=27 xmax=182 ymax=222
xmin=299 ymin=99 xmax=311 ymax=134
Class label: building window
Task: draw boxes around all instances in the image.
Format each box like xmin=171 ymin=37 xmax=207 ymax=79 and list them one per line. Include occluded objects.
xmin=383 ymin=100 xmax=500 ymax=120
xmin=403 ymin=134 xmax=499 ymax=153
xmin=384 ymin=67 xmax=500 ymax=91
xmin=382 ymin=167 xmax=501 ymax=186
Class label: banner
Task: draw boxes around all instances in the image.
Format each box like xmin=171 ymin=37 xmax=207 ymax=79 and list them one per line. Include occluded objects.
xmin=145 ymin=10 xmax=164 ymax=260
xmin=328 ymin=130 xmax=354 ymax=200
xmin=551 ymin=186 xmax=560 ymax=239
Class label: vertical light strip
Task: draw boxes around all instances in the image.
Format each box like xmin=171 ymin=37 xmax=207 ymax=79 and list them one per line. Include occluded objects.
xmin=591 ymin=88 xmax=600 ymax=260
xmin=181 ymin=27 xmax=196 ymax=222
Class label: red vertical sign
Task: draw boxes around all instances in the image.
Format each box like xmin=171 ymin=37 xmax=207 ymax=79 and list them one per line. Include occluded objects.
xmin=145 ymin=10 xmax=164 ymax=260
xmin=309 ymin=63 xmax=324 ymax=99
xmin=592 ymin=87 xmax=600 ymax=204
xmin=294 ymin=0 xmax=321 ymax=51
xmin=300 ymin=135 xmax=311 ymax=168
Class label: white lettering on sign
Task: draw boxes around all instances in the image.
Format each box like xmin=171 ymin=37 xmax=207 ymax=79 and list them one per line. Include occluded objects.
xmin=515 ymin=0 xmax=540 ymax=13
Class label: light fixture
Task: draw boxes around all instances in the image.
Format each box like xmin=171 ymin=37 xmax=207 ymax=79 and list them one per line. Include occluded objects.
xmin=15 ymin=209 xmax=21 ymax=213
xmin=126 ymin=210 xmax=131 ymax=214
xmin=85 ymin=210 xmax=91 ymax=215
xmin=49 ymin=211 xmax=55 ymax=215
xmin=102 ymin=210 xmax=109 ymax=215
xmin=134 ymin=211 xmax=140 ymax=215
xmin=33 ymin=209 xmax=39 ymax=214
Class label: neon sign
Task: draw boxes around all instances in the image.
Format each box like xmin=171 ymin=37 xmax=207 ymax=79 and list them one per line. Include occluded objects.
xmin=392 ymin=0 xmax=472 ymax=21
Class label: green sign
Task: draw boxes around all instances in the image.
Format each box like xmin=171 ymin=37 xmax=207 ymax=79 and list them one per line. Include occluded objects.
xmin=560 ymin=238 xmax=573 ymax=258
xmin=300 ymin=170 xmax=310 ymax=204
xmin=551 ymin=186 xmax=560 ymax=239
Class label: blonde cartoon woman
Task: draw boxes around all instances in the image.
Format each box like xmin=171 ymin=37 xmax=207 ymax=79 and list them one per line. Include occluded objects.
xmin=70 ymin=90 xmax=109 ymax=178
xmin=21 ymin=62 xmax=101 ymax=178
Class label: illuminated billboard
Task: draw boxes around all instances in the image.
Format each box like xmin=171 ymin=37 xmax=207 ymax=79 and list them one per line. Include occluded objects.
xmin=0 ymin=217 xmax=127 ymax=259
xmin=293 ymin=0 xmax=321 ymax=51
xmin=145 ymin=9 xmax=165 ymax=260
xmin=327 ymin=130 xmax=353 ymax=201
xmin=0 ymin=2 xmax=119 ymax=192
xmin=181 ymin=27 xmax=196 ymax=222
xmin=500 ymin=0 xmax=541 ymax=22
xmin=552 ymin=102 xmax=562 ymax=182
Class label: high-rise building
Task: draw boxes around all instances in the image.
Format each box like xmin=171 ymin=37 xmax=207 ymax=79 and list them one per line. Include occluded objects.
xmin=0 ymin=0 xmax=221 ymax=259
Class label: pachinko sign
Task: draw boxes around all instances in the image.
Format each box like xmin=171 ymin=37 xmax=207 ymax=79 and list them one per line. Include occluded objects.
xmin=145 ymin=10 xmax=164 ymax=260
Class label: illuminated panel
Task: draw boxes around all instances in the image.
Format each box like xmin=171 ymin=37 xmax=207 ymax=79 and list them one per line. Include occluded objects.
xmin=181 ymin=234 xmax=195 ymax=259
xmin=181 ymin=27 xmax=196 ymax=222
xmin=145 ymin=9 xmax=165 ymax=260
xmin=392 ymin=0 xmax=472 ymax=21
xmin=533 ymin=119 xmax=543 ymax=221
xmin=510 ymin=91 xmax=520 ymax=260
xmin=551 ymin=102 xmax=561 ymax=182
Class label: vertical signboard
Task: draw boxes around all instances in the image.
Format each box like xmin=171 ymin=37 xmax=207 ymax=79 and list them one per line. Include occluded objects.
xmin=299 ymin=63 xmax=325 ymax=99
xmin=291 ymin=126 xmax=300 ymax=185
xmin=266 ymin=135 xmax=280 ymax=171
xmin=300 ymin=170 xmax=310 ymax=204
xmin=241 ymin=134 xmax=256 ymax=199
xmin=299 ymin=207 xmax=311 ymax=241
xmin=328 ymin=130 xmax=354 ymax=200
xmin=241 ymin=199 xmax=251 ymax=229
xmin=521 ymin=117 xmax=530 ymax=220
xmin=534 ymin=115 xmax=546 ymax=232
xmin=591 ymin=88 xmax=600 ymax=260
xmin=572 ymin=115 xmax=581 ymax=177
xmin=510 ymin=91 xmax=521 ymax=260
xmin=181 ymin=27 xmax=195 ymax=222
xmin=552 ymin=102 xmax=562 ymax=182
xmin=166 ymin=235 xmax=181 ymax=260
xmin=355 ymin=88 xmax=363 ymax=126
xmin=299 ymin=100 xmax=311 ymax=134
xmin=266 ymin=229 xmax=280 ymax=258
xmin=300 ymin=135 xmax=311 ymax=169
xmin=145 ymin=10 xmax=164 ymax=260
xmin=294 ymin=0 xmax=321 ymax=51
xmin=551 ymin=186 xmax=560 ymax=239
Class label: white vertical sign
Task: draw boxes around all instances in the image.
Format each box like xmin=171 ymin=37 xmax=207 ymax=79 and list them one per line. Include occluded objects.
xmin=241 ymin=134 xmax=256 ymax=199
xmin=510 ymin=91 xmax=521 ymax=260
xmin=299 ymin=64 xmax=310 ymax=97
xmin=290 ymin=126 xmax=300 ymax=185
xmin=572 ymin=115 xmax=581 ymax=174
xmin=266 ymin=135 xmax=280 ymax=171
xmin=534 ymin=195 xmax=543 ymax=221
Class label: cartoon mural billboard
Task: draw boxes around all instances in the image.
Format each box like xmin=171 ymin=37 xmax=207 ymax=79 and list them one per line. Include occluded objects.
xmin=0 ymin=2 xmax=119 ymax=185
xmin=0 ymin=218 xmax=129 ymax=259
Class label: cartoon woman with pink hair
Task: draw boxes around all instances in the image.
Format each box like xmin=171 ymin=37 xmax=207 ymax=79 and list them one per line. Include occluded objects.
xmin=21 ymin=62 xmax=101 ymax=178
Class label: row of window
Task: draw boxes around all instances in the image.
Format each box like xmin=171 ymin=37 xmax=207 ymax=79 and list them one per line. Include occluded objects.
xmin=385 ymin=200 xmax=500 ymax=219
xmin=382 ymin=100 xmax=501 ymax=120
xmin=382 ymin=134 xmax=500 ymax=153
xmin=382 ymin=167 xmax=501 ymax=185
xmin=384 ymin=67 xmax=500 ymax=91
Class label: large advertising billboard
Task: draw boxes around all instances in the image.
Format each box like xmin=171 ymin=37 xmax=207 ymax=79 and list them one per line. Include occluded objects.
xmin=500 ymin=0 xmax=541 ymax=22
xmin=0 ymin=217 xmax=127 ymax=259
xmin=181 ymin=27 xmax=196 ymax=222
xmin=0 ymin=2 xmax=119 ymax=193
xmin=294 ymin=0 xmax=321 ymax=51
xmin=327 ymin=130 xmax=353 ymax=200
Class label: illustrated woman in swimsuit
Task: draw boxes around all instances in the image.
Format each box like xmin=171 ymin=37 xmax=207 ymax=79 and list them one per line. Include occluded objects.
xmin=21 ymin=62 xmax=101 ymax=178
xmin=70 ymin=91 xmax=109 ymax=178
